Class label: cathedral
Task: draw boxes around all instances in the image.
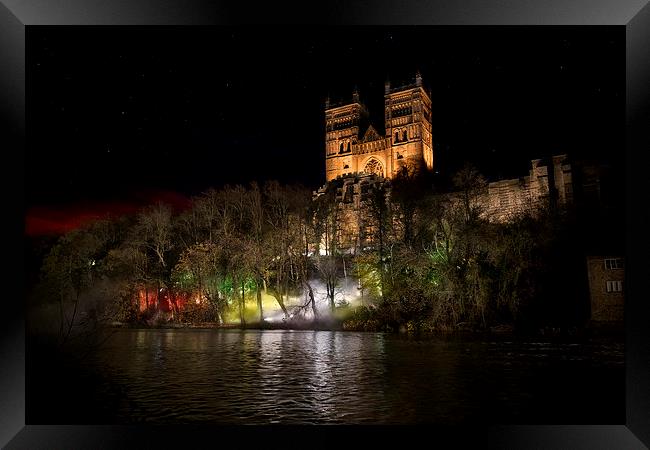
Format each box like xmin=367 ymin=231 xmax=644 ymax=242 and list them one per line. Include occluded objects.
xmin=317 ymin=73 xmax=577 ymax=253
xmin=318 ymin=75 xmax=620 ymax=324
xmin=325 ymin=72 xmax=434 ymax=181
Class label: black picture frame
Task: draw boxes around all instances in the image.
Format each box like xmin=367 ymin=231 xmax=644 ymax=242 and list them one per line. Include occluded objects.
xmin=2 ymin=0 xmax=649 ymax=448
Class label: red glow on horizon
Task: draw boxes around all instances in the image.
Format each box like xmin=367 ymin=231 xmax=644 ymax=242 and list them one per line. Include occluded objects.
xmin=25 ymin=190 xmax=192 ymax=237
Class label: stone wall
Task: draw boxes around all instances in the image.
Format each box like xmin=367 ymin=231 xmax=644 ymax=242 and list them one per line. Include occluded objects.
xmin=481 ymin=155 xmax=573 ymax=222
xmin=315 ymin=173 xmax=386 ymax=254
xmin=316 ymin=155 xmax=577 ymax=254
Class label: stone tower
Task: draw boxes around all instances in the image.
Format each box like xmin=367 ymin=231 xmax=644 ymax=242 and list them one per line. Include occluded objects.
xmin=324 ymin=73 xmax=434 ymax=182
xmin=324 ymin=88 xmax=370 ymax=181
xmin=384 ymin=71 xmax=434 ymax=177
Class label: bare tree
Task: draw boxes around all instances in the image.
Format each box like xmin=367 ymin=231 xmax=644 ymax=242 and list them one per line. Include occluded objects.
xmin=264 ymin=181 xmax=293 ymax=318
xmin=136 ymin=202 xmax=174 ymax=270
xmin=172 ymin=241 xmax=228 ymax=324
xmin=452 ymin=163 xmax=488 ymax=223
xmin=40 ymin=221 xmax=115 ymax=346
xmin=248 ymin=182 xmax=268 ymax=323
xmin=176 ymin=200 xmax=204 ymax=250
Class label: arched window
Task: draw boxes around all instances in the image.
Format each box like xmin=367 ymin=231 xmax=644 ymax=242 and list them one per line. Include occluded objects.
xmin=402 ymin=130 xmax=407 ymax=141
xmin=347 ymin=142 xmax=351 ymax=152
xmin=339 ymin=143 xmax=344 ymax=153
xmin=394 ymin=131 xmax=399 ymax=142
xmin=364 ymin=158 xmax=384 ymax=178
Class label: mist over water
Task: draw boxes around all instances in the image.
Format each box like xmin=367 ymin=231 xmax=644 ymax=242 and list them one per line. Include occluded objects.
xmin=254 ymin=277 xmax=364 ymax=323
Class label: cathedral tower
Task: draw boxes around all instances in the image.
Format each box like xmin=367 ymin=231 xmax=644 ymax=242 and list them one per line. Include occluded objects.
xmin=384 ymin=72 xmax=434 ymax=177
xmin=324 ymin=89 xmax=369 ymax=181
xmin=324 ymin=74 xmax=434 ymax=182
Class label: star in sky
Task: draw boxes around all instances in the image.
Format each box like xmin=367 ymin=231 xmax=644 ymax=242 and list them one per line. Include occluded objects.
xmin=26 ymin=26 xmax=623 ymax=209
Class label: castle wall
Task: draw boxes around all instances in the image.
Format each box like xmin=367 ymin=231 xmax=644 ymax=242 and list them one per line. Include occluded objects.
xmin=318 ymin=155 xmax=576 ymax=257
xmin=481 ymin=155 xmax=572 ymax=222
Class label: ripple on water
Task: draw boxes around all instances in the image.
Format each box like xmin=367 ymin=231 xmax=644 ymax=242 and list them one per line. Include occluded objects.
xmin=81 ymin=329 xmax=624 ymax=424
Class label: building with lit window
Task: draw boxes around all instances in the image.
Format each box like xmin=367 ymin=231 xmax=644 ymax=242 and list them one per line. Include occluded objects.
xmin=586 ymin=256 xmax=624 ymax=322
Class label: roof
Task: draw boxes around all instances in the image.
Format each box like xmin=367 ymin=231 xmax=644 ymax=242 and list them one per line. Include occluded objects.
xmin=361 ymin=125 xmax=383 ymax=142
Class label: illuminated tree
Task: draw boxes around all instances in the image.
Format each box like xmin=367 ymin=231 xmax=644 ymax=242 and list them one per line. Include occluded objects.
xmin=104 ymin=244 xmax=149 ymax=321
xmin=312 ymin=183 xmax=342 ymax=313
xmin=362 ymin=179 xmax=392 ymax=298
xmin=293 ymin=191 xmax=319 ymax=319
xmin=263 ymin=181 xmax=294 ymax=319
xmin=113 ymin=201 xmax=177 ymax=320
xmin=172 ymin=241 xmax=228 ymax=324
xmin=247 ymin=181 xmax=268 ymax=323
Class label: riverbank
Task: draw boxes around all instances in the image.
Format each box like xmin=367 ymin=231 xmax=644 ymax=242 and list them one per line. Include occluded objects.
xmin=106 ymin=319 xmax=624 ymax=340
xmin=109 ymin=318 xmax=345 ymax=331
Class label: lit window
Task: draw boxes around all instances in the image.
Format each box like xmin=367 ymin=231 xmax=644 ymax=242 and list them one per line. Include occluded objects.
xmin=606 ymin=280 xmax=623 ymax=293
xmin=604 ymin=258 xmax=624 ymax=270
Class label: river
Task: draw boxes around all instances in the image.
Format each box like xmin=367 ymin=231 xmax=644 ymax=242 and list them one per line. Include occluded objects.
xmin=27 ymin=329 xmax=624 ymax=424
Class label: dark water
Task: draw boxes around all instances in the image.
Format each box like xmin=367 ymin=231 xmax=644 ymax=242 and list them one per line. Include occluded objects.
xmin=28 ymin=329 xmax=624 ymax=424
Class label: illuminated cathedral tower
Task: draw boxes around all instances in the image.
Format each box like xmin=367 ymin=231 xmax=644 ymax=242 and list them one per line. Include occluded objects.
xmin=324 ymin=72 xmax=434 ymax=182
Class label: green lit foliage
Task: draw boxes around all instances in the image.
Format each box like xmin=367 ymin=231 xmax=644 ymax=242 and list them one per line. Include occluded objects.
xmin=352 ymin=164 xmax=559 ymax=332
xmin=353 ymin=252 xmax=382 ymax=302
xmin=341 ymin=305 xmax=382 ymax=331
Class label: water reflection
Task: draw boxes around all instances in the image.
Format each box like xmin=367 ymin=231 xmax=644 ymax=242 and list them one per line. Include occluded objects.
xmin=82 ymin=330 xmax=623 ymax=424
xmin=310 ymin=332 xmax=335 ymax=421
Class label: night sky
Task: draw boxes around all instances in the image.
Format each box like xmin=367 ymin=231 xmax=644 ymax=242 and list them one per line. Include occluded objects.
xmin=26 ymin=26 xmax=624 ymax=234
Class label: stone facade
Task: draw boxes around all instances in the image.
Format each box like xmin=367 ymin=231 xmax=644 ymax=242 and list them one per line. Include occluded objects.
xmin=315 ymin=173 xmax=386 ymax=254
xmin=481 ymin=155 xmax=573 ymax=222
xmin=317 ymin=155 xmax=575 ymax=249
xmin=323 ymin=76 xmax=574 ymax=226
xmin=319 ymin=77 xmax=582 ymax=254
xmin=325 ymin=72 xmax=434 ymax=182
xmin=586 ymin=256 xmax=625 ymax=322
xmin=316 ymin=157 xmax=571 ymax=254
